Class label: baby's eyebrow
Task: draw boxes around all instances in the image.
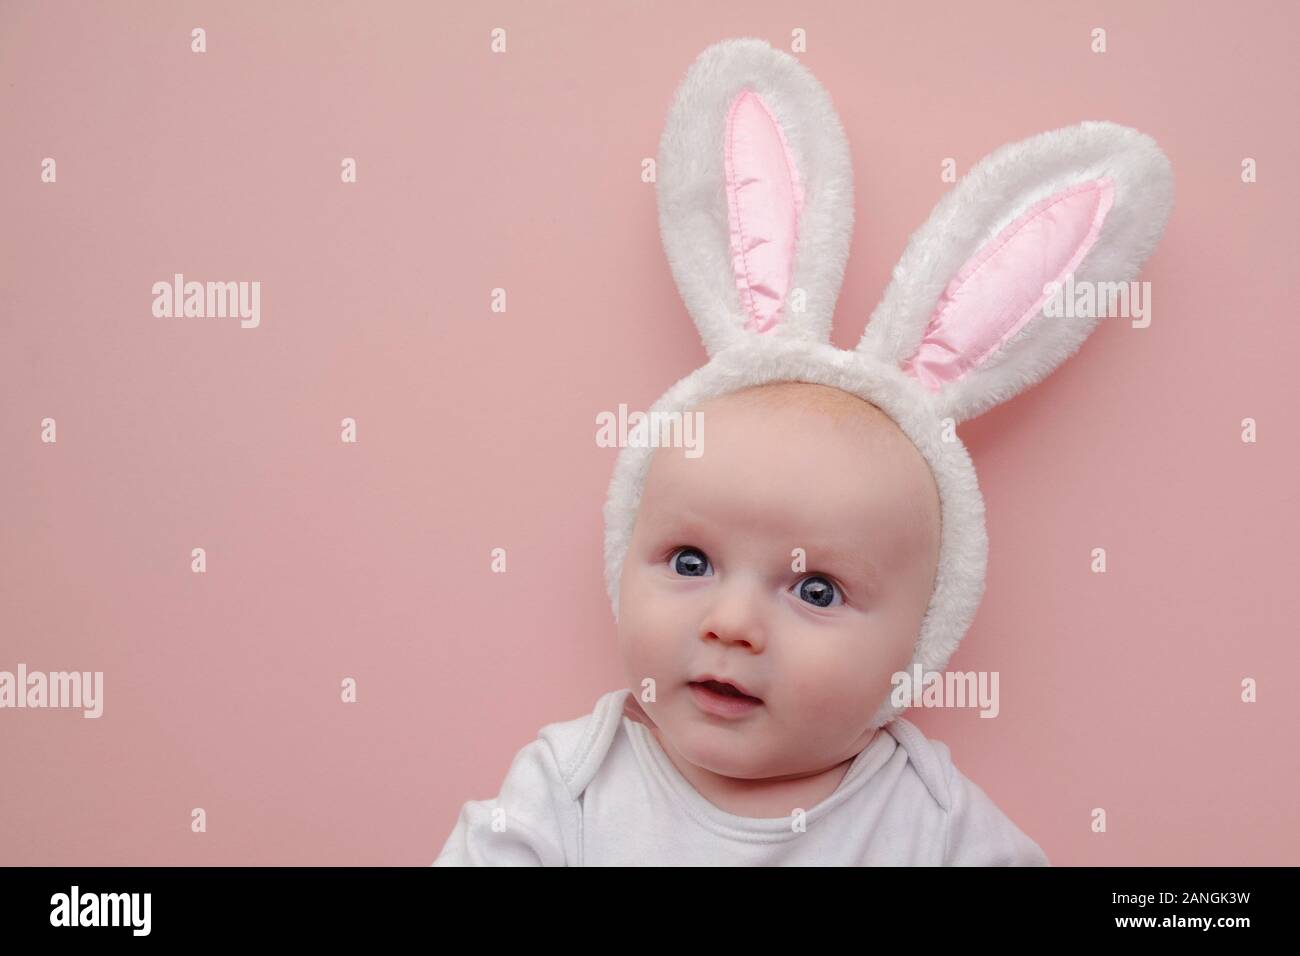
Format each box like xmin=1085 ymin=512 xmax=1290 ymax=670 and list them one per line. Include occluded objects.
xmin=801 ymin=541 xmax=881 ymax=586
xmin=657 ymin=509 xmax=712 ymax=538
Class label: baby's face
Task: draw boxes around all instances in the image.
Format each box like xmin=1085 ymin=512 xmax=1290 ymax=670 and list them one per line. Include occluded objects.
xmin=617 ymin=383 xmax=941 ymax=781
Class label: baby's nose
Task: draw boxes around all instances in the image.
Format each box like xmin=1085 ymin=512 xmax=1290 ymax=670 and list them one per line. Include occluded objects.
xmin=699 ymin=581 xmax=768 ymax=651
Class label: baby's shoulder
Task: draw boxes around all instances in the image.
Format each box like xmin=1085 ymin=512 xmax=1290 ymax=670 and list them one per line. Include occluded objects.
xmin=534 ymin=687 xmax=631 ymax=801
xmin=882 ymin=717 xmax=958 ymax=813
xmin=883 ymin=718 xmax=1049 ymax=865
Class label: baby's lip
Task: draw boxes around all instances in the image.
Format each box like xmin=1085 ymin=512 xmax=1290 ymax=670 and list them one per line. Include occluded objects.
xmin=688 ymin=673 xmax=762 ymax=701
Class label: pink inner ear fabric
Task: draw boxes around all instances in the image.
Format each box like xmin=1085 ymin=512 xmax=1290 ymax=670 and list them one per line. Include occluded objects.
xmin=724 ymin=89 xmax=805 ymax=334
xmin=901 ymin=177 xmax=1116 ymax=391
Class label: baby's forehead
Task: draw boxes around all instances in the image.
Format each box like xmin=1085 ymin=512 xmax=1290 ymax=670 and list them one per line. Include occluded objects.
xmin=700 ymin=380 xmax=897 ymax=426
xmin=693 ymin=382 xmax=913 ymax=454
xmin=644 ymin=382 xmax=938 ymax=535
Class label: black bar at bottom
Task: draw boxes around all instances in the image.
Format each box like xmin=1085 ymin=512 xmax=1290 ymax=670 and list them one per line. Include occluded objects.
xmin=0 ymin=865 xmax=1283 ymax=940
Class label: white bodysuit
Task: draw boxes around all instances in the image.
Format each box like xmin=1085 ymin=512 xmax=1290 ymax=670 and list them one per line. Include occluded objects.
xmin=433 ymin=688 xmax=1049 ymax=866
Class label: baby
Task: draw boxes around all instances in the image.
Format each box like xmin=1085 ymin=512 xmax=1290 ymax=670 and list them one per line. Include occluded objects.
xmin=433 ymin=36 xmax=1172 ymax=866
xmin=433 ymin=382 xmax=1046 ymax=865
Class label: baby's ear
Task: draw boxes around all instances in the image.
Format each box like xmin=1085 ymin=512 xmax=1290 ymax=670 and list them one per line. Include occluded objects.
xmin=858 ymin=121 xmax=1174 ymax=424
xmin=656 ymin=38 xmax=854 ymax=357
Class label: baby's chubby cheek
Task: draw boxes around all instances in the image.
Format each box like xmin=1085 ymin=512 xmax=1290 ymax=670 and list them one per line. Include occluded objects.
xmin=614 ymin=575 xmax=680 ymax=695
xmin=772 ymin=624 xmax=901 ymax=728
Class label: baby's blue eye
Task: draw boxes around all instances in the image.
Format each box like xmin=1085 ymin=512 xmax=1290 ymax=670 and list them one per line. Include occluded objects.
xmin=670 ymin=547 xmax=711 ymax=577
xmin=796 ymin=576 xmax=840 ymax=608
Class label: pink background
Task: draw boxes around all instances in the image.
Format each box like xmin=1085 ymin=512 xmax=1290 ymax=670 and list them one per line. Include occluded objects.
xmin=3 ymin=0 xmax=1297 ymax=866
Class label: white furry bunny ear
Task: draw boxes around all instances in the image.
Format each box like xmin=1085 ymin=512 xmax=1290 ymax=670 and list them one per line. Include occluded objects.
xmin=859 ymin=121 xmax=1174 ymax=424
xmin=656 ymin=38 xmax=854 ymax=357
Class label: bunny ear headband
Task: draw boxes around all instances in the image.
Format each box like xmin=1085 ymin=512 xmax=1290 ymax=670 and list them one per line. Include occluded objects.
xmin=603 ymin=37 xmax=1174 ymax=728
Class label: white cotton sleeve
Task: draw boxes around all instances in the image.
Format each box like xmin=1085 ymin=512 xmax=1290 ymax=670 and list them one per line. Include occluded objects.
xmin=432 ymin=736 xmax=576 ymax=867
xmin=942 ymin=757 xmax=1050 ymax=867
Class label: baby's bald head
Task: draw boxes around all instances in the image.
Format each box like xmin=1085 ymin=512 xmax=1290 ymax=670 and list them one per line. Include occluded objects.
xmin=700 ymin=380 xmax=901 ymax=438
xmin=690 ymin=381 xmax=942 ymax=558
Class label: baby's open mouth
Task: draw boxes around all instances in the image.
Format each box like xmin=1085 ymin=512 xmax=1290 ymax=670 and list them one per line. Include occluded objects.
xmin=690 ymin=680 xmax=762 ymax=703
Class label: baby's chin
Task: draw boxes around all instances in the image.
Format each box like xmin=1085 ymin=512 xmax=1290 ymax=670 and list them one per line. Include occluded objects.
xmin=659 ymin=716 xmax=810 ymax=780
xmin=666 ymin=733 xmax=772 ymax=780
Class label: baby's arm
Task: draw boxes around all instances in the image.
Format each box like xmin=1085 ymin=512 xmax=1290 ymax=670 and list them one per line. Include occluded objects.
xmin=942 ymin=758 xmax=1050 ymax=867
xmin=432 ymin=736 xmax=575 ymax=867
